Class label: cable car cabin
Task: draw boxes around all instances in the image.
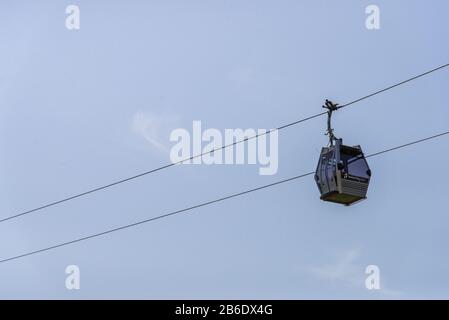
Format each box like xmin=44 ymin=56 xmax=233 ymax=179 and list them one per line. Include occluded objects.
xmin=315 ymin=139 xmax=371 ymax=206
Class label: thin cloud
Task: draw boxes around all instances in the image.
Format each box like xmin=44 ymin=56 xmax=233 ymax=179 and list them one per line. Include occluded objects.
xmin=307 ymin=249 xmax=403 ymax=297
xmin=131 ymin=111 xmax=180 ymax=154
xmin=308 ymin=249 xmax=362 ymax=285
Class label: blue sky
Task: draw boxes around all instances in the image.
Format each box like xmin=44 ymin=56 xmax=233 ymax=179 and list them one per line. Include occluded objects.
xmin=0 ymin=0 xmax=448 ymax=299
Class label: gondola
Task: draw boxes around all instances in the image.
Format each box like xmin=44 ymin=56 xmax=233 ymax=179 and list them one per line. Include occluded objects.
xmin=315 ymin=100 xmax=371 ymax=205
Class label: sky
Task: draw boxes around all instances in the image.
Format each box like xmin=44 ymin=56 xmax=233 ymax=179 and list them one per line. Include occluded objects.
xmin=0 ymin=0 xmax=448 ymax=299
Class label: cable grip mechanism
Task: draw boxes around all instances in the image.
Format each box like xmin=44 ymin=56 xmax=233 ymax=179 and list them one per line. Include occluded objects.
xmin=322 ymin=99 xmax=339 ymax=146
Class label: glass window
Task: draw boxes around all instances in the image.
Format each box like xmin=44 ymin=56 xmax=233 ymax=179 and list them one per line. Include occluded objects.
xmin=326 ymin=150 xmax=335 ymax=179
xmin=347 ymin=156 xmax=370 ymax=179
xmin=340 ymin=149 xmax=370 ymax=179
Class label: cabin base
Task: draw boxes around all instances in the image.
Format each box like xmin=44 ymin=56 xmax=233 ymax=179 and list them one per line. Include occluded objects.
xmin=320 ymin=191 xmax=366 ymax=206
